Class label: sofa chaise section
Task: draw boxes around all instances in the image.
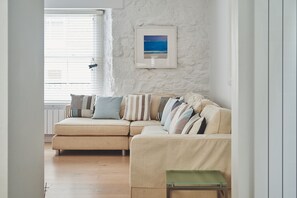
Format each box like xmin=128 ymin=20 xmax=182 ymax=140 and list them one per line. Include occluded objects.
xmin=130 ymin=134 xmax=231 ymax=198
xmin=52 ymin=118 xmax=130 ymax=155
xmin=129 ymin=104 xmax=232 ymax=198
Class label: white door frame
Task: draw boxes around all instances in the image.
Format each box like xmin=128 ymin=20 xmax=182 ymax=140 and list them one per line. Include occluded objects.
xmin=232 ymin=0 xmax=297 ymax=198
xmin=0 ymin=0 xmax=8 ymax=197
xmin=231 ymin=0 xmax=255 ymax=197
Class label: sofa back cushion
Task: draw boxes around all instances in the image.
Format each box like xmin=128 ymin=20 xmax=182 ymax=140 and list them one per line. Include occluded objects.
xmin=156 ymin=97 xmax=171 ymax=121
xmin=92 ymin=96 xmax=123 ymax=119
xmin=150 ymin=94 xmax=175 ymax=120
xmin=70 ymin=94 xmax=96 ymax=118
xmin=184 ymin=92 xmax=219 ymax=113
xmin=161 ymin=98 xmax=179 ymax=125
xmin=169 ymin=107 xmax=193 ymax=134
xmin=119 ymin=96 xmax=126 ymax=118
xmin=120 ymin=93 xmax=175 ymax=120
xmin=192 ymin=99 xmax=220 ymax=113
xmin=188 ymin=117 xmax=207 ymax=134
xmin=184 ymin=92 xmax=204 ymax=105
xmin=200 ymin=105 xmax=231 ymax=134
xmin=123 ymin=94 xmax=151 ymax=121
xmin=181 ymin=113 xmax=201 ymax=134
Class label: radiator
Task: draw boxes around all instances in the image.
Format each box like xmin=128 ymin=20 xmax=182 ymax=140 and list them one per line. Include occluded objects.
xmin=44 ymin=104 xmax=66 ymax=135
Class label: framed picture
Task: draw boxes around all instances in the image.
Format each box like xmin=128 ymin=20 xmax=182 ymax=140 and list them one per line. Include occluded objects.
xmin=135 ymin=26 xmax=177 ymax=68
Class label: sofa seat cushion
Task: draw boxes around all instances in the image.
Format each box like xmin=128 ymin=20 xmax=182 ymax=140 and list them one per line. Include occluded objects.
xmin=130 ymin=120 xmax=161 ymax=136
xmin=141 ymin=126 xmax=168 ymax=135
xmin=55 ymin=118 xmax=130 ymax=136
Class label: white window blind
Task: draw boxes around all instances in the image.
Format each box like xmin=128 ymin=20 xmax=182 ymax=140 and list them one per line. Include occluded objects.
xmin=44 ymin=12 xmax=103 ymax=102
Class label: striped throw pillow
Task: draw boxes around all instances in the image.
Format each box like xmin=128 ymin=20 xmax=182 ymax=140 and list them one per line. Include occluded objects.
xmin=168 ymin=103 xmax=190 ymax=133
xmin=169 ymin=108 xmax=194 ymax=134
xmin=123 ymin=94 xmax=151 ymax=121
xmin=188 ymin=117 xmax=207 ymax=135
xmin=70 ymin=94 xmax=96 ymax=118
xmin=181 ymin=113 xmax=201 ymax=134
xmin=160 ymin=98 xmax=178 ymax=125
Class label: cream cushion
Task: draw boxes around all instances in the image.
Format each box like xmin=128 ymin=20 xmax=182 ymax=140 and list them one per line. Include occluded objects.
xmin=184 ymin=92 xmax=220 ymax=113
xmin=192 ymin=99 xmax=220 ymax=113
xmin=181 ymin=113 xmax=201 ymax=134
xmin=130 ymin=120 xmax=161 ymax=136
xmin=200 ymin=105 xmax=231 ymax=134
xmin=55 ymin=118 xmax=130 ymax=136
xmin=184 ymin=92 xmax=204 ymax=104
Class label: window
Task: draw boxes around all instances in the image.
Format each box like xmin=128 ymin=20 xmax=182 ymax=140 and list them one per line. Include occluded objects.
xmin=44 ymin=11 xmax=103 ymax=102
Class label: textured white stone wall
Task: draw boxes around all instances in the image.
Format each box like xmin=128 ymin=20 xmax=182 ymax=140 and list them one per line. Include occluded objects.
xmin=109 ymin=0 xmax=210 ymax=96
xmin=103 ymin=9 xmax=114 ymax=96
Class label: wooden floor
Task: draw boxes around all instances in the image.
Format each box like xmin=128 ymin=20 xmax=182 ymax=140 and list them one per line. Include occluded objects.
xmin=44 ymin=143 xmax=130 ymax=198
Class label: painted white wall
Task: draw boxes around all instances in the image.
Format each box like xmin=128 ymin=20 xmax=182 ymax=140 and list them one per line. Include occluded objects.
xmin=45 ymin=0 xmax=123 ymax=9
xmin=8 ymin=0 xmax=44 ymax=197
xmin=208 ymin=0 xmax=231 ymax=108
xmin=0 ymin=0 xmax=8 ymax=197
xmin=110 ymin=0 xmax=211 ymax=96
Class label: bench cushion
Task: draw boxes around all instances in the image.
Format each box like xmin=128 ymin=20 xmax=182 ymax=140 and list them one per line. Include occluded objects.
xmin=130 ymin=120 xmax=161 ymax=136
xmin=55 ymin=118 xmax=130 ymax=136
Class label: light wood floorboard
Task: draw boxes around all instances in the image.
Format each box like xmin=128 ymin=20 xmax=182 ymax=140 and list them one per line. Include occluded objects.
xmin=44 ymin=143 xmax=130 ymax=198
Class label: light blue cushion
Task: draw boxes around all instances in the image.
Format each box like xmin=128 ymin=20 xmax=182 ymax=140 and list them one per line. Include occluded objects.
xmin=92 ymin=96 xmax=123 ymax=119
xmin=160 ymin=98 xmax=178 ymax=125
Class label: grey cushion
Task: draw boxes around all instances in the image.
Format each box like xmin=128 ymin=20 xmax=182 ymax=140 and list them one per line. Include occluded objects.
xmin=156 ymin=97 xmax=170 ymax=121
xmin=70 ymin=94 xmax=96 ymax=118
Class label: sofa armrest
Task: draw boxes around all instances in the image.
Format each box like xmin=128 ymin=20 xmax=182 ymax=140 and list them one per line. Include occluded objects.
xmin=130 ymin=134 xmax=231 ymax=189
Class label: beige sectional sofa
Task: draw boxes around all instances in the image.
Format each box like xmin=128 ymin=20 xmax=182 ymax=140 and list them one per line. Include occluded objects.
xmin=52 ymin=93 xmax=232 ymax=198
xmin=52 ymin=94 xmax=170 ymax=155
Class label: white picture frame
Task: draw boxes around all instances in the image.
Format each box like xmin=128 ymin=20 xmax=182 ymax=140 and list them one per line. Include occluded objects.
xmin=135 ymin=26 xmax=177 ymax=68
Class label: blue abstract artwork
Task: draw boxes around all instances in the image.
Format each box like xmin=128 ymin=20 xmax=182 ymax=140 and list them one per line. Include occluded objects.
xmin=144 ymin=35 xmax=168 ymax=59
